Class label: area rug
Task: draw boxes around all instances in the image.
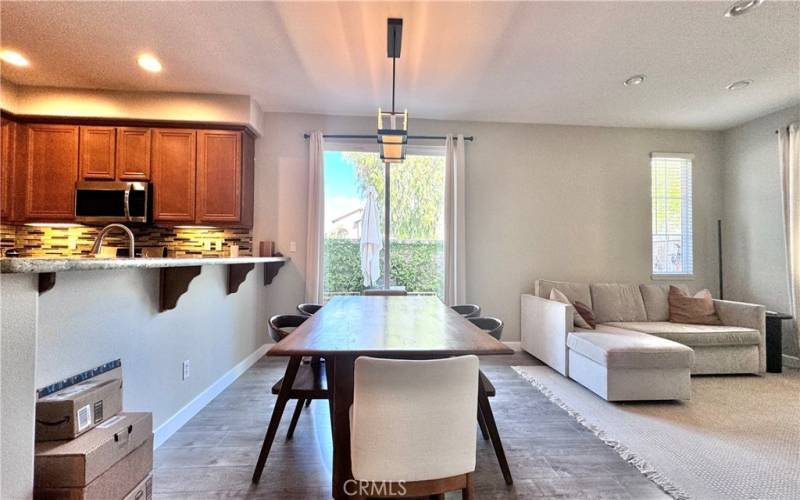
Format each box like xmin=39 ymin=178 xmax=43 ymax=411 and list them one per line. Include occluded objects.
xmin=512 ymin=366 xmax=800 ymax=500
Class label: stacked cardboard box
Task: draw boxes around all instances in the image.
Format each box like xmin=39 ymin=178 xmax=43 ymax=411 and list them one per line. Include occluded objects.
xmin=34 ymin=364 xmax=153 ymax=500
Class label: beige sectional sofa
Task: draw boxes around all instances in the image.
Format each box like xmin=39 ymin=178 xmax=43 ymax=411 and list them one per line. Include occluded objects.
xmin=521 ymin=280 xmax=766 ymax=401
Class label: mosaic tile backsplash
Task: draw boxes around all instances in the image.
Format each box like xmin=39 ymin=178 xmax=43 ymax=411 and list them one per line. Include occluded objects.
xmin=0 ymin=223 xmax=252 ymax=258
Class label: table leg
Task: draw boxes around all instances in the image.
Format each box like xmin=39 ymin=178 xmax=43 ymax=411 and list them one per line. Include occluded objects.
xmin=252 ymin=356 xmax=301 ymax=483
xmin=478 ymin=382 xmax=513 ymax=486
xmin=331 ymin=355 xmax=356 ymax=499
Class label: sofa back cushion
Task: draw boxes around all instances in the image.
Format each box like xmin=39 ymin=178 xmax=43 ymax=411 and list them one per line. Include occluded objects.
xmin=535 ymin=280 xmax=592 ymax=308
xmin=590 ymin=283 xmax=648 ymax=323
xmin=639 ymin=284 xmax=689 ymax=321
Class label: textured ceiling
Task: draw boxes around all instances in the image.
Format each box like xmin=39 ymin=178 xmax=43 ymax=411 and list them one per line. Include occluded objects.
xmin=1 ymin=1 xmax=798 ymax=130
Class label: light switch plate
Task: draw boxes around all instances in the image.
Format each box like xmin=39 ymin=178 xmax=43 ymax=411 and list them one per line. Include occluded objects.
xmin=289 ymin=241 xmax=297 ymax=253
xmin=182 ymin=360 xmax=190 ymax=380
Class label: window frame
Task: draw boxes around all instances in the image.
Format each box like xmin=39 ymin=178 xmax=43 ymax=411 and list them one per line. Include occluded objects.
xmin=322 ymin=142 xmax=447 ymax=295
xmin=649 ymin=152 xmax=695 ymax=281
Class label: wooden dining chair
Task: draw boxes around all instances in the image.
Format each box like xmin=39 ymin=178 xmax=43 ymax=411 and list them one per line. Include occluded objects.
xmin=349 ymin=356 xmax=479 ymax=499
xmin=252 ymin=314 xmax=329 ymax=483
xmin=296 ymin=303 xmax=322 ymax=316
xmin=467 ymin=316 xmax=513 ymax=485
xmin=451 ymin=304 xmax=481 ymax=318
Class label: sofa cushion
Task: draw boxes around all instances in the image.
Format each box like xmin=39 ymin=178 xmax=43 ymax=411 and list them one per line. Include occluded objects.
xmin=535 ymin=280 xmax=591 ymax=308
xmin=604 ymin=322 xmax=761 ymax=347
xmin=590 ymin=283 xmax=648 ymax=323
xmin=567 ymin=327 xmax=693 ymax=369
xmin=639 ymin=284 xmax=689 ymax=321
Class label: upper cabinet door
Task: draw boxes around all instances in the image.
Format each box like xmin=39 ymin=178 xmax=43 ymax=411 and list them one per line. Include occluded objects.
xmin=152 ymin=129 xmax=196 ymax=222
xmin=79 ymin=126 xmax=116 ymax=180
xmin=116 ymin=127 xmax=151 ymax=180
xmin=25 ymin=124 xmax=79 ymax=220
xmin=197 ymin=130 xmax=242 ymax=223
xmin=1 ymin=118 xmax=15 ymax=220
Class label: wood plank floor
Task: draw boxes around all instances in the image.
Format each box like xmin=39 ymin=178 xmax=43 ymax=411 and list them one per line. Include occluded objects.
xmin=154 ymin=351 xmax=668 ymax=499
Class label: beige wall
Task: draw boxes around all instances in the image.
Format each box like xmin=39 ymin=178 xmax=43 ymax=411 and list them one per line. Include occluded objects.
xmin=253 ymin=112 xmax=725 ymax=341
xmin=35 ymin=266 xmax=269 ymax=429
xmin=1 ymin=274 xmax=38 ymax=500
xmin=0 ymin=83 xmax=263 ymax=135
xmin=722 ymin=105 xmax=800 ymax=358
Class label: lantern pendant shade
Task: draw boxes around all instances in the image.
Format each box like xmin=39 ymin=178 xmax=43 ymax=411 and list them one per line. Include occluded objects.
xmin=378 ymin=108 xmax=408 ymax=163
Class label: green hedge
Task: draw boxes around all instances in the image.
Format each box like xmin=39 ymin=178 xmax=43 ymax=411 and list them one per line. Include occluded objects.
xmin=324 ymin=239 xmax=444 ymax=298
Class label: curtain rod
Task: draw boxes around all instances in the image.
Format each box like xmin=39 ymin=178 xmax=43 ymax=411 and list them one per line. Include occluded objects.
xmin=303 ymin=133 xmax=474 ymax=141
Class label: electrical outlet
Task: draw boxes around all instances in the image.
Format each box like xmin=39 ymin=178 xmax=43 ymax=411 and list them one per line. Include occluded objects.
xmin=215 ymin=240 xmax=223 ymax=251
xmin=203 ymin=240 xmax=212 ymax=251
xmin=182 ymin=360 xmax=190 ymax=380
xmin=289 ymin=241 xmax=297 ymax=253
xmin=67 ymin=235 xmax=78 ymax=250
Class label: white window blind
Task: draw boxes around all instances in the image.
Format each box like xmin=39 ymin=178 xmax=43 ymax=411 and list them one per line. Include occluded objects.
xmin=651 ymin=153 xmax=694 ymax=277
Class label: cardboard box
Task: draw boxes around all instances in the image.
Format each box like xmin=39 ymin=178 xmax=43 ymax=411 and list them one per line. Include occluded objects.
xmin=36 ymin=369 xmax=123 ymax=441
xmin=122 ymin=471 xmax=152 ymax=500
xmin=35 ymin=412 xmax=152 ymax=495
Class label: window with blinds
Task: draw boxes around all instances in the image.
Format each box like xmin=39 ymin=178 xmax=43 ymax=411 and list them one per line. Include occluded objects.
xmin=651 ymin=153 xmax=694 ymax=277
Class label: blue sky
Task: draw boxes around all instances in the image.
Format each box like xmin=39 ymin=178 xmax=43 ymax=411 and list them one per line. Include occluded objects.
xmin=324 ymin=151 xmax=368 ymax=234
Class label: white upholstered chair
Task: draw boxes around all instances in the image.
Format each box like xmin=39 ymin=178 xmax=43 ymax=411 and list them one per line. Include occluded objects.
xmin=350 ymin=355 xmax=479 ymax=499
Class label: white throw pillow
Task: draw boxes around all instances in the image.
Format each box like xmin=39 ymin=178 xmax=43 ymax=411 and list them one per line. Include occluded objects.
xmin=549 ymin=288 xmax=592 ymax=329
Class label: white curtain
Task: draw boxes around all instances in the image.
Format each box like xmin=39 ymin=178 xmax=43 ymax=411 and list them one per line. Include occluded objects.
xmin=444 ymin=134 xmax=467 ymax=306
xmin=781 ymin=123 xmax=800 ymax=347
xmin=305 ymin=131 xmax=325 ymax=303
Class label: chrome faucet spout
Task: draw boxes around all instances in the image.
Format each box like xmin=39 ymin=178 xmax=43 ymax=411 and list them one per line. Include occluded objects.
xmin=90 ymin=223 xmax=135 ymax=257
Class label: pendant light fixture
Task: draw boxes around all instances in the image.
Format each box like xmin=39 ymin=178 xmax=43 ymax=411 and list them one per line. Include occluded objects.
xmin=377 ymin=18 xmax=408 ymax=163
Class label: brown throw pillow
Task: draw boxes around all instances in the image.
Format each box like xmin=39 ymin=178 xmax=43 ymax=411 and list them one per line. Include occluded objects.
xmin=549 ymin=288 xmax=595 ymax=329
xmin=668 ymin=286 xmax=721 ymax=325
xmin=573 ymin=301 xmax=596 ymax=329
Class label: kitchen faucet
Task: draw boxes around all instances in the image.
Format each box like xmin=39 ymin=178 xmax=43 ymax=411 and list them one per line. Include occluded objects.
xmin=90 ymin=224 xmax=135 ymax=257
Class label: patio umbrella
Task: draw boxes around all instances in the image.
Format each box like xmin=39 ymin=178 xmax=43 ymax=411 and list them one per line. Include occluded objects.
xmin=360 ymin=186 xmax=383 ymax=287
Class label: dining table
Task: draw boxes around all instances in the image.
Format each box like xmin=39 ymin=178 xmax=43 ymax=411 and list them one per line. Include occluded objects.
xmin=261 ymin=295 xmax=514 ymax=499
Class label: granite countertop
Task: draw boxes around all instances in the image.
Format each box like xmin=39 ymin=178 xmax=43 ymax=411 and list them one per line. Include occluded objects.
xmin=0 ymin=256 xmax=290 ymax=274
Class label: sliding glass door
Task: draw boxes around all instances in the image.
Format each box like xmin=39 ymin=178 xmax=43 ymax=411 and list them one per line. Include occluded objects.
xmin=323 ymin=145 xmax=445 ymax=300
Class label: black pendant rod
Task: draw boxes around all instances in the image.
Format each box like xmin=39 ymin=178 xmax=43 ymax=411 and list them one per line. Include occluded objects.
xmin=392 ymin=54 xmax=396 ymax=114
xmin=303 ymin=133 xmax=473 ymax=141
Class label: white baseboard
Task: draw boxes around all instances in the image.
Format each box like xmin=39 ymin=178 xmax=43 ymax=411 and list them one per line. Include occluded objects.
xmin=504 ymin=341 xmax=521 ymax=351
xmin=153 ymin=344 xmax=269 ymax=448
xmin=783 ymin=354 xmax=800 ymax=369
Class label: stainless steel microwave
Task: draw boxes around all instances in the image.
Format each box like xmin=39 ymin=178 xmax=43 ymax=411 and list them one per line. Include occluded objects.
xmin=75 ymin=181 xmax=150 ymax=223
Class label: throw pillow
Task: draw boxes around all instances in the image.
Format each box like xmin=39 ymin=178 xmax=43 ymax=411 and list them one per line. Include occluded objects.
xmin=668 ymin=286 xmax=722 ymax=325
xmin=573 ymin=301 xmax=597 ymax=329
xmin=549 ymin=288 xmax=594 ymax=329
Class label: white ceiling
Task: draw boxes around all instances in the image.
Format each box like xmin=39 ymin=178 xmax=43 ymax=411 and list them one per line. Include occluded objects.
xmin=1 ymin=1 xmax=798 ymax=130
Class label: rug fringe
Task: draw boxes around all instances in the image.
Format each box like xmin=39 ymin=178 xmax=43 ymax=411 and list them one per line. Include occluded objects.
xmin=511 ymin=366 xmax=693 ymax=500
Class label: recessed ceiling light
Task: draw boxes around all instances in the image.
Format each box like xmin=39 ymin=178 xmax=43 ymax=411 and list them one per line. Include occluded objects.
xmin=0 ymin=49 xmax=30 ymax=67
xmin=137 ymin=54 xmax=162 ymax=73
xmin=725 ymin=0 xmax=764 ymax=17
xmin=624 ymin=74 xmax=646 ymax=87
xmin=727 ymin=79 xmax=752 ymax=90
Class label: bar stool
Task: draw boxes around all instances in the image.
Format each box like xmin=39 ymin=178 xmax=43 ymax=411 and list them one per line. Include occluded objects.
xmin=467 ymin=316 xmax=512 ymax=485
xmin=252 ymin=314 xmax=329 ymax=483
xmin=451 ymin=304 xmax=481 ymax=318
xmin=296 ymin=303 xmax=322 ymax=316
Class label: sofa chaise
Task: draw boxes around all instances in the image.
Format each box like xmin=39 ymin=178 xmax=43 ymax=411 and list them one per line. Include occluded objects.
xmin=521 ymin=280 xmax=766 ymax=401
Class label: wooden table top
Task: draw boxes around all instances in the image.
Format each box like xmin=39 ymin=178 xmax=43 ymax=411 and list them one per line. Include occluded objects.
xmin=268 ymin=295 xmax=514 ymax=357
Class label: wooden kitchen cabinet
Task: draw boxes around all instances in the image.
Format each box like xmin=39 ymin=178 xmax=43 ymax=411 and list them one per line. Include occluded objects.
xmin=79 ymin=126 xmax=116 ymax=180
xmin=24 ymin=124 xmax=79 ymax=221
xmin=152 ymin=128 xmax=196 ymax=222
xmin=116 ymin=127 xmax=151 ymax=180
xmin=196 ymin=130 xmax=254 ymax=227
xmin=197 ymin=130 xmax=242 ymax=223
xmin=1 ymin=117 xmax=15 ymax=220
